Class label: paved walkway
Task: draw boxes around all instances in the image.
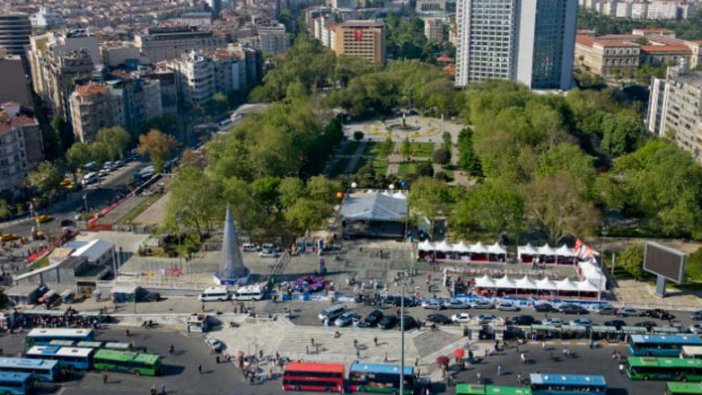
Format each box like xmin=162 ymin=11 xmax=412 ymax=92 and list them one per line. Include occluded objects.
xmin=343 ymin=141 xmax=368 ymax=174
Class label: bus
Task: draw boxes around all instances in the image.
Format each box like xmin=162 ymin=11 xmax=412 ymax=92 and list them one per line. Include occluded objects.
xmin=0 ymin=358 xmax=59 ymax=382
xmin=348 ymin=363 xmax=415 ymax=394
xmin=0 ymin=372 xmax=33 ymax=395
xmin=48 ymin=340 xmax=76 ymax=347
xmin=627 ymin=357 xmax=702 ymax=381
xmin=282 ymin=362 xmax=344 ymax=392
xmin=666 ymin=382 xmax=702 ymax=395
xmin=627 ymin=334 xmax=702 ymax=357
xmin=456 ymin=384 xmax=532 ymax=395
xmin=529 ymin=373 xmax=606 ymax=395
xmin=682 ymin=346 xmax=702 ymax=359
xmin=25 ymin=328 xmax=94 ymax=348
xmin=75 ymin=341 xmax=103 ymax=349
xmin=92 ymin=349 xmax=161 ymax=376
xmin=26 ymin=346 xmax=94 ymax=370
xmin=103 ymin=342 xmax=131 ymax=351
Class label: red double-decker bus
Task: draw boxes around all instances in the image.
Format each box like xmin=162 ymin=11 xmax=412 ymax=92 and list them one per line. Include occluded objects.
xmin=282 ymin=361 xmax=345 ymax=392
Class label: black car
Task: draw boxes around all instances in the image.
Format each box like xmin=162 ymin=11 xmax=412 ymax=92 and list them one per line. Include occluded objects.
xmin=534 ymin=303 xmax=555 ymax=313
xmin=643 ymin=309 xmax=675 ymax=320
xmin=378 ymin=315 xmax=398 ymax=330
xmin=426 ymin=314 xmax=451 ymax=325
xmin=511 ymin=315 xmax=536 ymax=326
xmin=361 ymin=310 xmax=384 ymax=327
xmin=558 ymin=304 xmax=588 ymax=315
xmin=691 ymin=311 xmax=702 ymax=320
xmin=392 ymin=296 xmax=416 ymax=307
xmin=634 ymin=321 xmax=657 ymax=331
xmin=604 ymin=319 xmax=627 ymax=330
xmin=398 ymin=315 xmax=417 ymax=330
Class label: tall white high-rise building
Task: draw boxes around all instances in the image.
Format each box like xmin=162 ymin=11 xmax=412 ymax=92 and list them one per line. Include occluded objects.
xmin=455 ymin=0 xmax=578 ymax=90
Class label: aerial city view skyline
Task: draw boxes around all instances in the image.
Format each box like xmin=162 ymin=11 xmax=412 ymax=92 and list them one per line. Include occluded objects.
xmin=2 ymin=0 xmax=702 ymax=393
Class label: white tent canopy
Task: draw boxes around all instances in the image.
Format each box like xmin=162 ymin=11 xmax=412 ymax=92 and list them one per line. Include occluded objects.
xmin=535 ymin=277 xmax=557 ymax=290
xmin=417 ymin=240 xmax=434 ymax=252
xmin=495 ymin=275 xmax=515 ymax=288
xmin=537 ymin=244 xmax=557 ymax=256
xmin=434 ymin=240 xmax=453 ymax=252
xmin=453 ymin=241 xmax=471 ymax=253
xmin=517 ymin=243 xmax=538 ymax=258
xmin=577 ymin=280 xmax=600 ymax=292
xmin=556 ymin=244 xmax=576 ymax=257
xmin=488 ymin=242 xmax=507 ymax=255
xmin=471 ymin=242 xmax=488 ymax=254
xmin=555 ymin=278 xmax=578 ymax=292
xmin=475 ymin=274 xmax=496 ymax=288
xmin=515 ymin=276 xmax=537 ymax=289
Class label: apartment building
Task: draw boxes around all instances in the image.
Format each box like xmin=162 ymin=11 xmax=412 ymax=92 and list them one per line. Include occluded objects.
xmin=69 ymin=84 xmax=123 ymax=143
xmin=0 ymin=54 xmax=33 ymax=108
xmin=0 ymin=102 xmax=43 ymax=195
xmin=424 ymin=18 xmax=445 ymax=43
xmin=135 ymin=26 xmax=228 ymax=63
xmin=579 ymin=0 xmax=694 ymax=20
xmin=30 ymin=7 xmax=65 ymax=30
xmin=647 ymin=61 xmax=702 ymax=162
xmin=0 ymin=13 xmax=31 ymax=57
xmin=256 ymin=22 xmax=290 ymax=55
xmin=168 ymin=50 xmax=215 ymax=106
xmin=455 ymin=0 xmax=578 ymax=90
xmin=333 ymin=20 xmax=385 ymax=63
xmin=575 ymin=37 xmax=640 ymax=75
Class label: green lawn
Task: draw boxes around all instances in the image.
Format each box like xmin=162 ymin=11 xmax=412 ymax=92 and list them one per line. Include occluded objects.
xmin=409 ymin=142 xmax=435 ymax=157
xmin=372 ymin=159 xmax=389 ymax=175
xmin=397 ymin=162 xmax=416 ymax=176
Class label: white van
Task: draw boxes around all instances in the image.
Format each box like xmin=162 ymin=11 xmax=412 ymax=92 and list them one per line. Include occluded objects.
xmin=199 ymin=286 xmax=230 ymax=302
xmin=233 ymin=285 xmax=265 ymax=301
xmin=82 ymin=172 xmax=98 ymax=185
xmin=318 ymin=304 xmax=346 ymax=322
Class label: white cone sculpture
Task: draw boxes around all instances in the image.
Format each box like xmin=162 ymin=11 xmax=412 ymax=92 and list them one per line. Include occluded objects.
xmin=214 ymin=204 xmax=250 ymax=285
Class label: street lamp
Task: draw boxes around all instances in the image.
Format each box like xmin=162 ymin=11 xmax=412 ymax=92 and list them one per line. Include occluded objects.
xmin=601 ymin=225 xmax=608 ymax=267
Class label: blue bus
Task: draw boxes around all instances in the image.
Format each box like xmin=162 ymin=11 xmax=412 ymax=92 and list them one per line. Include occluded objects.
xmin=25 ymin=328 xmax=94 ymax=348
xmin=627 ymin=334 xmax=702 ymax=357
xmin=26 ymin=346 xmax=94 ymax=370
xmin=0 ymin=358 xmax=59 ymax=382
xmin=529 ymin=373 xmax=606 ymax=395
xmin=0 ymin=372 xmax=33 ymax=395
xmin=348 ymin=363 xmax=416 ymax=394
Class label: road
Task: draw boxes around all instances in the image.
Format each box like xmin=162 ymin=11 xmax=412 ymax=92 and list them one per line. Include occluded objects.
xmin=0 ymin=161 xmax=144 ymax=238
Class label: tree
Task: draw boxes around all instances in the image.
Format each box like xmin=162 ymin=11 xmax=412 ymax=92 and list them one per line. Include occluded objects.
xmin=432 ymin=148 xmax=451 ymax=165
xmin=522 ymin=171 xmax=600 ymax=243
xmin=452 ymin=182 xmax=523 ymax=237
xmin=51 ymin=116 xmax=74 ymax=154
xmin=284 ymin=198 xmax=331 ymax=235
xmin=601 ymin=110 xmax=645 ymax=157
xmin=457 ymin=128 xmax=481 ymax=176
xmin=251 ymin=176 xmax=281 ymax=213
xmin=306 ymin=176 xmax=341 ymax=205
xmin=137 ymin=129 xmax=178 ymax=172
xmin=89 ymin=142 xmax=110 ymax=164
xmin=620 ymin=244 xmax=645 ymax=279
xmin=221 ymin=177 xmax=266 ymax=237
xmin=166 ymin=165 xmax=221 ymax=240
xmin=416 ymin=161 xmax=434 ymax=177
xmin=407 ymin=177 xmax=452 ymax=233
xmin=353 ymin=131 xmax=364 ymax=141
xmin=401 ymin=137 xmax=411 ymax=158
xmin=377 ymin=137 xmax=394 ymax=157
xmin=65 ymin=143 xmax=93 ymax=172
xmin=96 ymin=127 xmax=131 ymax=159
xmin=27 ymin=161 xmax=62 ymax=199
xmin=0 ymin=199 xmax=11 ymax=219
xmin=278 ymin=177 xmax=306 ymax=208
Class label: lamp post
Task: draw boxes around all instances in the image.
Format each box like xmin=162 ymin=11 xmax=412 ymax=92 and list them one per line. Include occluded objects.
xmin=601 ymin=225 xmax=608 ymax=267
xmin=399 ymin=277 xmax=405 ymax=395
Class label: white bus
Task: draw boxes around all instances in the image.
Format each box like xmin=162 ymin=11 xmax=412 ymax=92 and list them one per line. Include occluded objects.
xmin=682 ymin=345 xmax=702 ymax=359
xmin=233 ymin=285 xmax=265 ymax=301
xmin=199 ymin=286 xmax=230 ymax=302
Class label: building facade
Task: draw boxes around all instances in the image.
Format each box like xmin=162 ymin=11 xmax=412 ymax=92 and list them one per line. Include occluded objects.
xmin=647 ymin=61 xmax=702 ymax=163
xmin=0 ymin=102 xmax=43 ymax=195
xmin=0 ymin=54 xmax=33 ymax=108
xmin=455 ymin=0 xmax=577 ymax=90
xmin=30 ymin=7 xmax=64 ymax=30
xmin=69 ymin=84 xmax=122 ymax=143
xmin=333 ymin=20 xmax=385 ymax=63
xmin=256 ymin=23 xmax=290 ymax=55
xmin=169 ymin=50 xmax=216 ymax=106
xmin=424 ymin=18 xmax=445 ymax=43
xmin=0 ymin=13 xmax=31 ymax=57
xmin=135 ymin=27 xmax=228 ymax=63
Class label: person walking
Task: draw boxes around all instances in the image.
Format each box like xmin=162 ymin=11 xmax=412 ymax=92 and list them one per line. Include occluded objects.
xmin=311 ymin=337 xmax=315 ymax=347
xmin=198 ymin=365 xmax=202 ymax=374
xmin=520 ymin=353 xmax=526 ymax=364
xmin=160 ymin=382 xmax=166 ymax=395
xmin=103 ymin=373 xmax=108 ymax=384
xmin=497 ymin=364 xmax=503 ymax=376
xmin=169 ymin=344 xmax=174 ymax=354
xmin=373 ymin=337 xmax=378 ymax=346
xmin=619 ymin=363 xmax=625 ymax=374
xmin=517 ymin=372 xmax=522 ymax=385
xmin=216 ymin=355 xmax=220 ymax=364
xmin=306 ymin=345 xmax=309 ymax=354
xmin=476 ymin=372 xmax=482 ymax=384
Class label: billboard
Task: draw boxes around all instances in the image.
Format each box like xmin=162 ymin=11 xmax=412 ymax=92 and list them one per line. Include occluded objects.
xmin=644 ymin=241 xmax=686 ymax=283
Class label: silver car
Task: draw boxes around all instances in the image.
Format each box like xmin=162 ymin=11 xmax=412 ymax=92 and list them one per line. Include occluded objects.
xmin=472 ymin=300 xmax=495 ymax=309
xmin=443 ymin=298 xmax=469 ymax=309
xmin=334 ymin=312 xmax=357 ymax=327
xmin=497 ymin=302 xmax=520 ymax=311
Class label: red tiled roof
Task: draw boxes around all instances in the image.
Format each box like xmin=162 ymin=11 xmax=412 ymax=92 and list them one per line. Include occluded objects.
xmin=595 ymin=40 xmax=638 ymax=47
xmin=635 ymin=28 xmax=673 ymax=33
xmin=0 ymin=114 xmax=38 ymax=133
xmin=576 ymin=36 xmax=595 ymax=47
xmin=75 ymin=84 xmax=108 ymax=97
xmin=640 ymin=45 xmax=691 ymax=53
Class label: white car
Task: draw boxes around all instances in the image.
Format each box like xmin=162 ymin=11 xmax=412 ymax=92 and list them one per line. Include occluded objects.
xmin=205 ymin=338 xmax=224 ymax=353
xmin=690 ymin=324 xmax=702 ymax=334
xmin=98 ymin=168 xmax=110 ymax=178
xmin=451 ymin=313 xmax=471 ymax=323
xmin=82 ymin=172 xmax=98 ymax=185
xmin=569 ymin=318 xmax=593 ymax=326
xmin=477 ymin=314 xmax=499 ymax=324
xmin=497 ymin=302 xmax=520 ymax=312
xmin=242 ymin=243 xmax=260 ymax=252
xmin=472 ymin=300 xmax=495 ymax=309
xmin=258 ymin=249 xmax=280 ymax=258
xmin=543 ymin=317 xmax=564 ymax=327
xmin=422 ymin=299 xmax=443 ymax=310
xmin=443 ymin=299 xmax=469 ymax=309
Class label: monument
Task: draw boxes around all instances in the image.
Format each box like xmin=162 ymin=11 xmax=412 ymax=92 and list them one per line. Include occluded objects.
xmin=214 ymin=204 xmax=250 ymax=285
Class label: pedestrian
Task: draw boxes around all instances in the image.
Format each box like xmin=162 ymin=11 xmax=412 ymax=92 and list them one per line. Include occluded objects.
xmin=517 ymin=372 xmax=522 ymax=385
xmin=216 ymin=355 xmax=220 ymax=364
xmin=125 ymin=329 xmax=130 ymax=337
xmin=311 ymin=337 xmax=315 ymax=346
xmin=169 ymin=344 xmax=174 ymax=354
xmin=497 ymin=364 xmax=502 ymax=376
xmin=619 ymin=363 xmax=625 ymax=374
xmin=198 ymin=365 xmax=202 ymax=374
xmin=315 ymin=344 xmax=319 ymax=354
xmin=515 ymin=344 xmax=519 ymax=353
xmin=306 ymin=345 xmax=309 ymax=354
xmin=353 ymin=339 xmax=358 ymax=348
xmin=520 ymin=353 xmax=526 ymax=364
xmin=150 ymin=388 xmax=157 ymax=395
xmin=476 ymin=372 xmax=482 ymax=384
xmin=484 ymin=349 xmax=488 ymax=359
xmin=356 ymin=349 xmax=360 ymax=359
xmin=373 ymin=337 xmax=378 ymax=346
xmin=103 ymin=373 xmax=108 ymax=384
xmin=160 ymin=382 xmax=166 ymax=395
xmin=259 ymin=349 xmax=263 ymax=359
xmin=384 ymin=351 xmax=388 ymax=362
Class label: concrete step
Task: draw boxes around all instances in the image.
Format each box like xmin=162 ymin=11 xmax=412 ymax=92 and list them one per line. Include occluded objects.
xmin=413 ymin=329 xmax=462 ymax=359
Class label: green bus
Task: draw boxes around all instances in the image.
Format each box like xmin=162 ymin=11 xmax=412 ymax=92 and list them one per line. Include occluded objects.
xmin=666 ymin=382 xmax=702 ymax=395
xmin=456 ymin=384 xmax=532 ymax=395
xmin=627 ymin=357 xmax=702 ymax=381
xmin=92 ymin=349 xmax=161 ymax=376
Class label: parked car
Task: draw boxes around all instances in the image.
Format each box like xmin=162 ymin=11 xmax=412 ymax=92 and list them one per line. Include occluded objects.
xmin=443 ymin=299 xmax=469 ymax=309
xmin=258 ymin=249 xmax=280 ymax=258
xmin=497 ymin=302 xmax=520 ymax=312
xmin=633 ymin=321 xmax=658 ymax=331
xmin=472 ymin=300 xmax=495 ymax=309
xmin=334 ymin=312 xmax=358 ymax=327
xmin=98 ymin=168 xmax=110 ymax=178
xmin=542 ymin=317 xmax=563 ymax=327
xmin=569 ymin=318 xmax=593 ymax=326
xmin=618 ymin=307 xmax=641 ymax=317
xmin=392 ymin=296 xmax=417 ymax=307
xmin=82 ymin=172 xmax=98 ymax=185
xmin=451 ymin=313 xmax=471 ymax=323
xmin=597 ymin=306 xmax=617 ymax=315
xmin=603 ymin=320 xmax=627 ymax=330
xmin=261 ymin=243 xmax=281 ymax=253
xmin=510 ymin=315 xmax=536 ymax=326
xmin=690 ymin=324 xmax=702 ymax=334
xmin=558 ymin=304 xmax=588 ymax=315
xmin=477 ymin=314 xmax=499 ymax=325
xmin=426 ymin=314 xmax=451 ymax=324
xmin=398 ymin=315 xmax=417 ymax=330
xmin=242 ymin=243 xmax=260 ymax=252
xmin=205 ymin=338 xmax=224 ymax=353
xmin=643 ymin=309 xmax=675 ymax=320
xmin=378 ymin=315 xmax=398 ymax=330
xmin=422 ymin=299 xmax=443 ymax=310
xmin=361 ymin=310 xmax=384 ymax=327
xmin=534 ymin=303 xmax=555 ymax=313
xmin=691 ymin=311 xmax=702 ymax=320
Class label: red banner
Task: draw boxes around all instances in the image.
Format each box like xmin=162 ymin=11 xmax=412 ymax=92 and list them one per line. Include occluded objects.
xmin=354 ymin=28 xmax=363 ymax=41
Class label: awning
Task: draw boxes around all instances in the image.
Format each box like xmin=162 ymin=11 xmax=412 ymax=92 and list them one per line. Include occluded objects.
xmin=417 ymin=240 xmax=434 ymax=252
xmin=537 ymin=244 xmax=557 ymax=256
xmin=488 ymin=242 xmax=507 ymax=255
xmin=495 ymin=275 xmax=515 ymax=288
xmin=474 ymin=274 xmax=495 ymax=288
xmin=535 ymin=277 xmax=557 ymax=289
xmin=555 ymin=278 xmax=578 ymax=291
xmin=514 ymin=276 xmax=537 ymax=289
xmin=577 ymin=280 xmax=600 ymax=292
xmin=453 ymin=242 xmax=471 ymax=253
xmin=434 ymin=240 xmax=454 ymax=252
xmin=471 ymin=242 xmax=487 ymax=254
xmin=556 ymin=244 xmax=576 ymax=257
xmin=517 ymin=243 xmax=537 ymax=258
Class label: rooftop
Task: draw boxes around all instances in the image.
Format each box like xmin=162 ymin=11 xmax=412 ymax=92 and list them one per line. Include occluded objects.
xmin=75 ymin=84 xmax=108 ymax=97
xmin=338 ymin=20 xmax=384 ymax=28
xmin=340 ymin=190 xmax=408 ymax=222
